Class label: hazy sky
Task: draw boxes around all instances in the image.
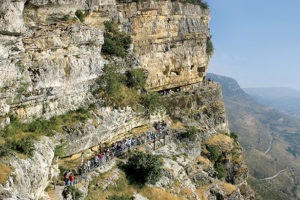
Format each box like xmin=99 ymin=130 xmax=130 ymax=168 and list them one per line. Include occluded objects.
xmin=206 ymin=0 xmax=300 ymax=90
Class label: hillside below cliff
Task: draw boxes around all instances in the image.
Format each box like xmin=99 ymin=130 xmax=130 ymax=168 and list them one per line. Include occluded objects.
xmin=0 ymin=1 xmax=253 ymax=199
xmin=208 ymin=73 xmax=300 ymax=200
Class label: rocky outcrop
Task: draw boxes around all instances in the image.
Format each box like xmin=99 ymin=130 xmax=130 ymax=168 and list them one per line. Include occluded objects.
xmin=118 ymin=0 xmax=211 ymax=90
xmin=0 ymin=0 xmax=210 ymax=122
xmin=0 ymin=137 xmax=58 ymax=199
xmin=60 ymin=107 xmax=151 ymax=156
xmin=0 ymin=0 xmax=254 ymax=199
xmin=165 ymin=82 xmax=228 ymax=133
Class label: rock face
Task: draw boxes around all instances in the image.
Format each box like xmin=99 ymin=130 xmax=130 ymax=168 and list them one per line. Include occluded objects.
xmin=118 ymin=1 xmax=211 ymax=90
xmin=0 ymin=137 xmax=58 ymax=199
xmin=0 ymin=0 xmax=210 ymax=122
xmin=0 ymin=0 xmax=254 ymax=199
xmin=61 ymin=107 xmax=150 ymax=156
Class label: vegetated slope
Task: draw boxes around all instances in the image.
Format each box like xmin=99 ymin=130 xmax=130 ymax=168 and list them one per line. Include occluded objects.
xmin=207 ymin=73 xmax=300 ymax=200
xmin=0 ymin=1 xmax=256 ymax=199
xmin=244 ymin=87 xmax=300 ymax=119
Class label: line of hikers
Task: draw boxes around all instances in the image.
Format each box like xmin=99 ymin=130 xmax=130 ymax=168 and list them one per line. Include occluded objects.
xmin=62 ymin=121 xmax=169 ymax=188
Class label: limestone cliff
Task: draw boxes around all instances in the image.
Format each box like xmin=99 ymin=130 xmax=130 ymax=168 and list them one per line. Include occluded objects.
xmin=0 ymin=0 xmax=210 ymax=122
xmin=0 ymin=0 xmax=254 ymax=199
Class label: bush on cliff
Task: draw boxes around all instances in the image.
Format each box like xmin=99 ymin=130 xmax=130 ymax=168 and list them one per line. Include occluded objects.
xmin=124 ymin=151 xmax=163 ymax=185
xmin=206 ymin=36 xmax=214 ymax=56
xmin=98 ymin=64 xmax=141 ymax=108
xmin=214 ymin=162 xmax=226 ymax=179
xmin=230 ymin=132 xmax=238 ymax=142
xmin=102 ymin=21 xmax=132 ymax=58
xmin=185 ymin=0 xmax=209 ymax=9
xmin=0 ymin=108 xmax=91 ymax=157
xmin=141 ymin=91 xmax=167 ymax=115
xmin=205 ymin=144 xmax=227 ymax=179
xmin=125 ymin=69 xmax=147 ymax=89
xmin=68 ymin=185 xmax=83 ymax=199
xmin=182 ymin=126 xmax=198 ymax=140
xmin=98 ymin=64 xmax=166 ymax=113
xmin=75 ymin=10 xmax=85 ymax=22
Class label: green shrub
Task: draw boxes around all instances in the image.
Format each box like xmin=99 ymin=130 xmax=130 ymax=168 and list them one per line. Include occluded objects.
xmin=104 ymin=21 xmax=118 ymax=33
xmin=214 ymin=162 xmax=226 ymax=179
xmin=117 ymin=34 xmax=132 ymax=50
xmin=206 ymin=36 xmax=214 ymax=56
xmin=124 ymin=151 xmax=163 ymax=185
xmin=102 ymin=21 xmax=132 ymax=57
xmin=142 ymin=92 xmax=166 ymax=115
xmin=199 ymin=1 xmax=209 ymax=9
xmin=28 ymin=118 xmax=56 ymax=137
xmin=68 ymin=185 xmax=83 ymax=199
xmin=108 ymin=195 xmax=134 ymax=200
xmin=9 ymin=135 xmax=35 ymax=157
xmin=230 ymin=132 xmax=238 ymax=142
xmin=98 ymin=65 xmax=148 ymax=109
xmin=206 ymin=145 xmax=221 ymax=162
xmin=54 ymin=144 xmax=65 ymax=158
xmin=75 ymin=10 xmax=85 ymax=22
xmin=125 ymin=69 xmax=146 ymax=89
xmin=61 ymin=14 xmax=70 ymax=21
xmin=98 ymin=65 xmax=166 ymax=111
xmin=59 ymin=165 xmax=69 ymax=176
xmin=185 ymin=0 xmax=209 ymax=9
xmin=182 ymin=126 xmax=198 ymax=140
xmin=0 ymin=108 xmax=91 ymax=158
xmin=99 ymin=64 xmax=124 ymax=99
xmin=102 ymin=38 xmax=127 ymax=58
xmin=205 ymin=144 xmax=227 ymax=179
xmin=0 ymin=144 xmax=13 ymax=157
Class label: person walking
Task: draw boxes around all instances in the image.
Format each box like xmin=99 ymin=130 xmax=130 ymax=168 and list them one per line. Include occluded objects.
xmin=62 ymin=187 xmax=69 ymax=200
xmin=69 ymin=173 xmax=75 ymax=186
xmin=87 ymin=159 xmax=91 ymax=172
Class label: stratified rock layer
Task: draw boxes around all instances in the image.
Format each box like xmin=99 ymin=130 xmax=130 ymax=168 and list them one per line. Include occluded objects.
xmin=0 ymin=0 xmax=210 ymax=121
xmin=0 ymin=1 xmax=254 ymax=200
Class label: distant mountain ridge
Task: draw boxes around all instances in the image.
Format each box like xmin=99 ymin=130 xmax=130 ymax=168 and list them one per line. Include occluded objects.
xmin=244 ymin=87 xmax=300 ymax=118
xmin=244 ymin=87 xmax=300 ymax=98
xmin=207 ymin=73 xmax=300 ymax=200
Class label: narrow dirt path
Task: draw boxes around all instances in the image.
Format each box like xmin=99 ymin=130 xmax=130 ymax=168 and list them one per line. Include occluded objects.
xmin=260 ymin=167 xmax=289 ymax=181
xmin=264 ymin=134 xmax=273 ymax=154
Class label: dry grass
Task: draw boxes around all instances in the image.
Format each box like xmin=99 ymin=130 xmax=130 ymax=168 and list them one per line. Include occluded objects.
xmin=86 ymin=170 xmax=136 ymax=200
xmin=131 ymin=125 xmax=150 ymax=135
xmin=59 ymin=156 xmax=81 ymax=170
xmin=86 ymin=168 xmax=187 ymax=200
xmin=220 ymin=182 xmax=236 ymax=195
xmin=196 ymin=185 xmax=210 ymax=200
xmin=136 ymin=145 xmax=146 ymax=152
xmin=6 ymin=132 xmax=36 ymax=142
xmin=169 ymin=120 xmax=185 ymax=130
xmin=196 ymin=156 xmax=211 ymax=169
xmin=0 ymin=163 xmax=13 ymax=185
xmin=140 ymin=187 xmax=187 ymax=200
xmin=17 ymin=153 xmax=28 ymax=159
xmin=0 ymin=136 xmax=5 ymax=145
xmin=179 ymin=187 xmax=194 ymax=198
xmin=206 ymin=133 xmax=233 ymax=151
xmin=47 ymin=190 xmax=55 ymax=200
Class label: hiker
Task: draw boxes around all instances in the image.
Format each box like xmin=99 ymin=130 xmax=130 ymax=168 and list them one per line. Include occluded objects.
xmin=69 ymin=173 xmax=75 ymax=186
xmin=63 ymin=170 xmax=71 ymax=186
xmin=78 ymin=165 xmax=82 ymax=180
xmin=94 ymin=154 xmax=99 ymax=167
xmin=62 ymin=187 xmax=69 ymax=200
xmin=81 ymin=152 xmax=85 ymax=164
xmin=66 ymin=170 xmax=72 ymax=186
xmin=87 ymin=159 xmax=91 ymax=172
